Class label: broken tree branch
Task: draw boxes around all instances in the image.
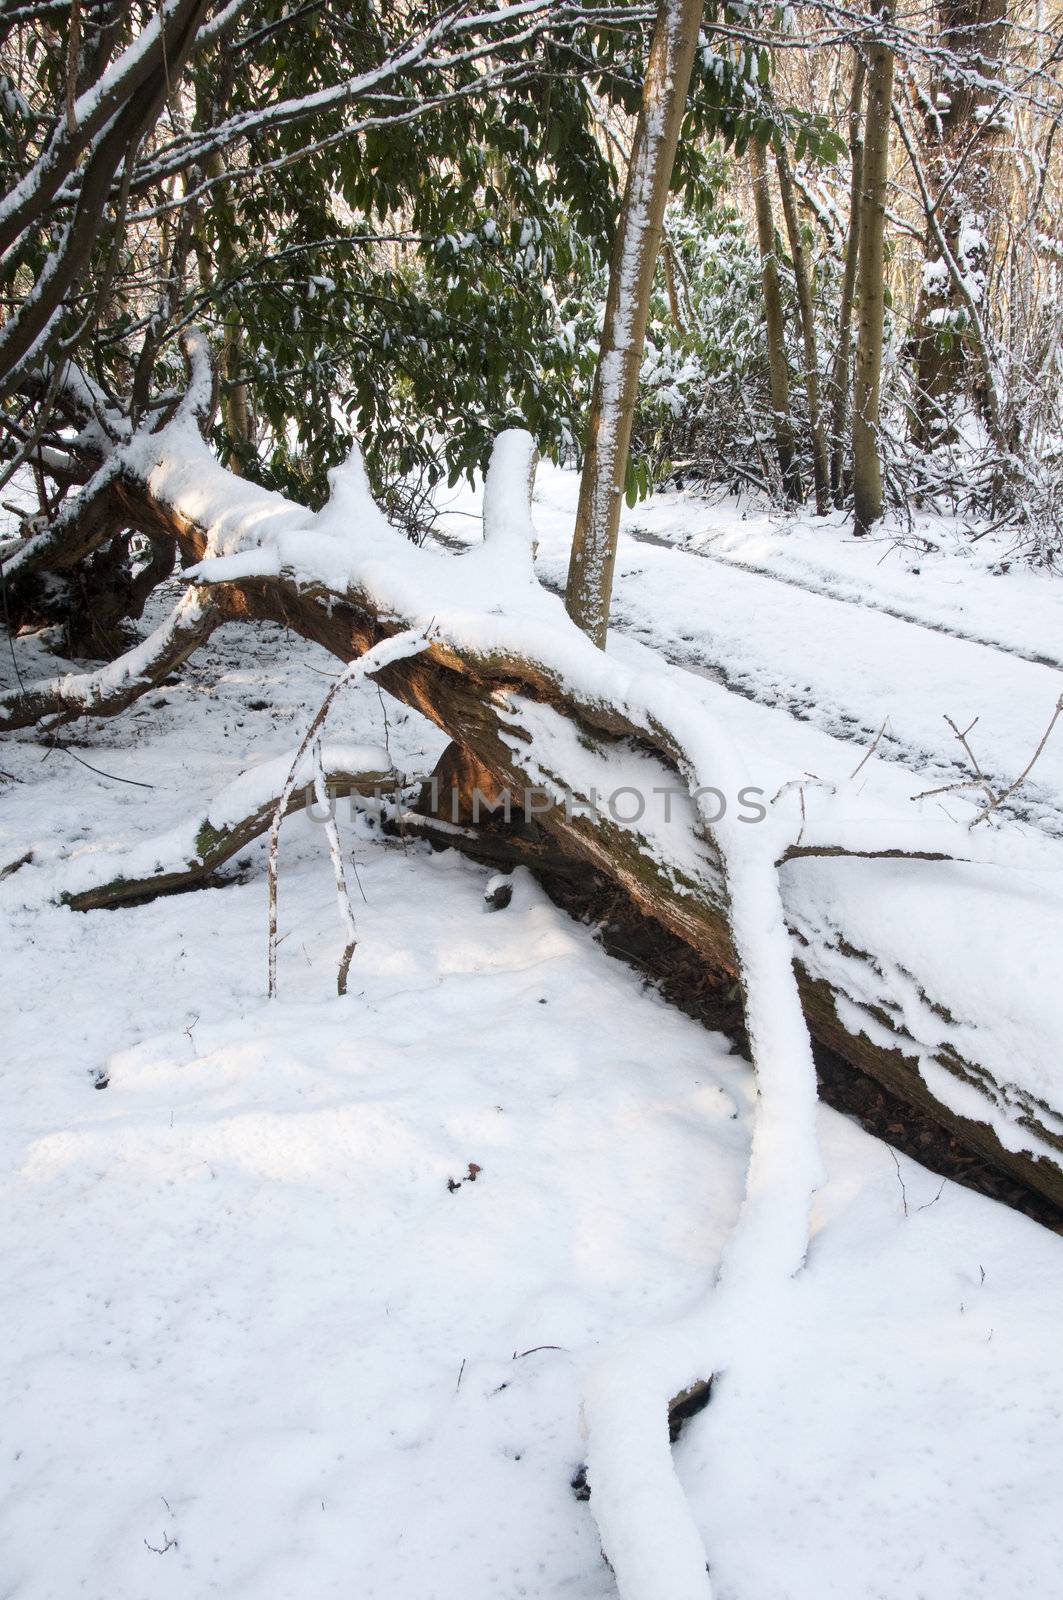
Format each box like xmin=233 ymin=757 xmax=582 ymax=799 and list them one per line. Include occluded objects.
xmin=0 ymin=586 xmax=223 ymax=732
xmin=312 ymin=738 xmax=358 ymax=996
xmin=37 ymin=746 xmax=401 ymax=911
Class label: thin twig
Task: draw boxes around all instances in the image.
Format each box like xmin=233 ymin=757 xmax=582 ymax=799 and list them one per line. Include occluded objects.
xmin=977 ymin=693 xmax=1063 ymax=824
xmin=267 ymin=629 xmax=429 ymax=997
xmin=849 ymin=716 xmax=890 ymax=780
xmin=911 ymin=696 xmax=1063 ymax=827
xmin=914 ymin=1177 xmax=947 ymax=1213
xmin=944 ymin=715 xmax=998 ymax=813
xmin=313 ymin=739 xmax=358 ymax=996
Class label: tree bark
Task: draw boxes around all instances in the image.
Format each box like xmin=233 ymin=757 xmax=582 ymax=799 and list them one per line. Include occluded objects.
xmin=199 ymin=146 xmax=254 ymax=472
xmin=564 ymin=0 xmax=703 ymax=647
xmin=852 ymin=1 xmax=896 ymax=537
xmin=908 ymin=0 xmax=1008 ymax=448
xmin=661 ymin=229 xmax=688 ymax=336
xmin=829 ymin=54 xmax=866 ymax=505
xmin=749 ymin=138 xmax=802 ymax=503
xmin=774 ymin=138 xmax=830 ymax=514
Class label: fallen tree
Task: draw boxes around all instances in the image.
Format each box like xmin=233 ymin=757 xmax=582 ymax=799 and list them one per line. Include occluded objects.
xmin=3 ymin=339 xmax=1060 ymax=1207
xmin=3 ymin=337 xmax=1063 ymax=1596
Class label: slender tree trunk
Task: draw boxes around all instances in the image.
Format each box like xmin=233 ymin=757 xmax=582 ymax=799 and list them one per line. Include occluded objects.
xmin=894 ymin=103 xmax=1009 ymax=456
xmin=774 ymin=138 xmax=830 ymax=514
xmin=749 ymin=137 xmax=802 ymax=503
xmin=202 ymin=151 xmax=253 ymax=473
xmin=661 ymin=230 xmax=688 ymax=336
xmin=829 ymin=54 xmax=866 ymax=505
xmin=564 ymin=0 xmax=703 ymax=648
xmin=852 ymin=2 xmax=896 ymax=536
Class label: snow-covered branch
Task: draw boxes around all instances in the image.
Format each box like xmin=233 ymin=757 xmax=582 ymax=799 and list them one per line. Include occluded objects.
xmin=10 ymin=743 xmax=401 ymax=911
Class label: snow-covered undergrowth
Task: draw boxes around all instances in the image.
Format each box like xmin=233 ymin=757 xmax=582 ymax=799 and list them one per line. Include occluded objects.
xmin=3 ymin=613 xmax=1063 ymax=1599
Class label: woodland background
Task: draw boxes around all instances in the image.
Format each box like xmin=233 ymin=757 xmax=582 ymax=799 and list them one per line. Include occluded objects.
xmin=3 ymin=0 xmax=1062 ymax=665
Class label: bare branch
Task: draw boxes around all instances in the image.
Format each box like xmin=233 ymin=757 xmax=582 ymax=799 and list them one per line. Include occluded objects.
xmin=911 ymin=698 xmax=1063 ymax=826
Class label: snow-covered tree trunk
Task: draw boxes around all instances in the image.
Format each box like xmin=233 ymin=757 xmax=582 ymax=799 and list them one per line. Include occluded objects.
xmin=564 ymin=0 xmax=704 ymax=647
xmin=908 ymin=0 xmax=1008 ymax=448
xmin=5 ymin=338 xmax=1062 ymax=1220
xmin=10 ymin=410 xmax=1062 ymax=1598
xmin=829 ymin=54 xmax=866 ymax=506
xmin=852 ymin=0 xmax=896 ymax=537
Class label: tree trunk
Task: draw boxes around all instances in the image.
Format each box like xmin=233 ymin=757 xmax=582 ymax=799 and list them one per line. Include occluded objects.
xmin=852 ymin=1 xmax=896 ymax=537
xmin=774 ymin=138 xmax=830 ymax=514
xmin=661 ymin=229 xmax=688 ymax=336
xmin=564 ymin=0 xmax=703 ymax=647
xmin=908 ymin=0 xmax=1008 ymax=448
xmin=749 ymin=138 xmax=802 ymax=503
xmin=829 ymin=54 xmax=866 ymax=505
xmin=197 ymin=147 xmax=254 ymax=473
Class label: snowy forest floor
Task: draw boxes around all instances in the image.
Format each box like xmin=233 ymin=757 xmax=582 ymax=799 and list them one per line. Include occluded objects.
xmin=3 ymin=473 xmax=1063 ymax=1599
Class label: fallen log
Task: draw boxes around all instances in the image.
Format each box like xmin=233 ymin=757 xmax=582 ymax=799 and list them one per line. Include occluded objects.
xmin=4 ymin=351 xmax=1062 ymax=1215
xmin=403 ymin=697 xmax=1063 ymax=1211
xmin=29 ymin=745 xmax=400 ymax=910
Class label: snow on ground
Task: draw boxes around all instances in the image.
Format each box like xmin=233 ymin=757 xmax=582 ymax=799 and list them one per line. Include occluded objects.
xmin=439 ymin=467 xmax=1063 ymax=837
xmin=3 ymin=589 xmax=1063 ymax=1599
xmin=531 ymin=475 xmax=1063 ymax=668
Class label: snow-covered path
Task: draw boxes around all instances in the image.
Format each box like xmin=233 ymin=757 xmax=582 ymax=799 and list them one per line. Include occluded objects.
xmin=602 ymin=543 xmax=1063 ymax=833
xmin=566 ymin=481 xmax=1063 ymax=669
xmin=668 ymin=536 xmax=1063 ymax=670
xmin=441 ymin=467 xmax=1063 ymax=837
